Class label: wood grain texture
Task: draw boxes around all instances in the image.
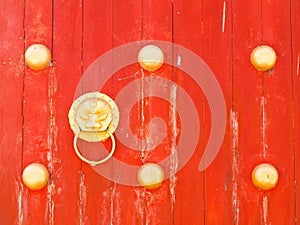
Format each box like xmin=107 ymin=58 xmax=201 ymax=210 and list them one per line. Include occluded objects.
xmin=142 ymin=1 xmax=173 ymax=225
xmin=81 ymin=1 xmax=114 ymax=224
xmin=292 ymin=0 xmax=300 ymax=222
xmin=231 ymin=0 xmax=263 ymax=223
xmin=0 ymin=0 xmax=24 ymax=224
xmin=51 ymin=0 xmax=82 ymax=223
xmin=0 ymin=0 xmax=299 ymax=224
xmin=261 ymin=0 xmax=294 ymax=224
xmin=172 ymin=1 xmax=205 ymax=224
xmin=22 ymin=0 xmax=53 ymax=224
xmin=201 ymin=0 xmax=234 ymax=224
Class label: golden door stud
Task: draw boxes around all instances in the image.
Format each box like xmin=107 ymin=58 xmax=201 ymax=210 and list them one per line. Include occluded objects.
xmin=250 ymin=45 xmax=277 ymax=71
xmin=25 ymin=44 xmax=51 ymax=70
xmin=22 ymin=163 xmax=50 ymax=190
xmin=252 ymin=163 xmax=279 ymax=191
xmin=138 ymin=45 xmax=164 ymax=72
xmin=137 ymin=163 xmax=164 ymax=189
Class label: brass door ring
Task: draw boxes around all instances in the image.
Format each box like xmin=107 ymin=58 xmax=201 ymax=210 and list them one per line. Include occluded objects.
xmin=73 ymin=129 xmax=116 ymax=166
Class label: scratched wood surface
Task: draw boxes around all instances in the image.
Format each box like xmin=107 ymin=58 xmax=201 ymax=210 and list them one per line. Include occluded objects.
xmin=0 ymin=0 xmax=299 ymax=224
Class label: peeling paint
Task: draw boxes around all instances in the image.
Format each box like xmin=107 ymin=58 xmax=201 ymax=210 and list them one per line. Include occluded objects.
xmin=17 ymin=183 xmax=23 ymax=225
xmin=224 ymin=173 xmax=230 ymax=191
xmin=230 ymin=110 xmax=239 ymax=224
xmin=141 ymin=69 xmax=146 ymax=161
xmin=79 ymin=173 xmax=87 ymax=225
xmin=222 ymin=1 xmax=226 ymax=33
xmin=170 ymin=84 xmax=178 ymax=207
xmin=177 ymin=54 xmax=181 ymax=67
xmin=100 ymin=190 xmax=110 ymax=225
xmin=134 ymin=189 xmax=145 ymax=223
xmin=117 ymin=70 xmax=139 ymax=81
xmin=261 ymin=97 xmax=268 ymax=158
xmin=47 ymin=182 xmax=55 ymax=225
xmin=45 ymin=65 xmax=56 ymax=225
xmin=110 ymin=183 xmax=122 ymax=225
xmin=297 ymin=52 xmax=299 ymax=76
xmin=110 ymin=187 xmax=114 ymax=225
xmin=144 ymin=190 xmax=161 ymax=225
xmin=262 ymin=195 xmax=269 ymax=225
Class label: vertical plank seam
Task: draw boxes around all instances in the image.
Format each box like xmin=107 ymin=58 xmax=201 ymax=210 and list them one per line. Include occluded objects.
xmin=171 ymin=1 xmax=175 ymax=225
xmin=289 ymin=0 xmax=297 ymax=223
xmin=47 ymin=0 xmax=56 ymax=224
xmin=230 ymin=1 xmax=240 ymax=224
xmin=79 ymin=0 xmax=85 ymax=224
xmin=111 ymin=1 xmax=115 ymax=224
xmin=18 ymin=0 xmax=27 ymax=223
xmin=260 ymin=0 xmax=264 ymax=42
xmin=201 ymin=0 xmax=206 ymax=224
xmin=141 ymin=0 xmax=144 ymax=39
xmin=260 ymin=1 xmax=269 ymax=224
xmin=141 ymin=1 xmax=146 ymax=224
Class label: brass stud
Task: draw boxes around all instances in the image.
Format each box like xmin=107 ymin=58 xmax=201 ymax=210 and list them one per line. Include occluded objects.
xmin=22 ymin=163 xmax=50 ymax=190
xmin=137 ymin=163 xmax=164 ymax=189
xmin=252 ymin=163 xmax=279 ymax=191
xmin=25 ymin=44 xmax=51 ymax=70
xmin=250 ymin=45 xmax=277 ymax=71
xmin=138 ymin=45 xmax=164 ymax=72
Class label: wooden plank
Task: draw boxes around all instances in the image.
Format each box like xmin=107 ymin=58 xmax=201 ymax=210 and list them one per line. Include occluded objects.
xmin=80 ymin=1 xmax=174 ymax=224
xmin=231 ymin=0 xmax=263 ymax=224
xmin=80 ymin=1 xmax=114 ymax=224
xmin=173 ymin=1 xmax=234 ymax=224
xmin=201 ymin=0 xmax=234 ymax=223
xmin=292 ymin=0 xmax=300 ymax=222
xmin=22 ymin=0 xmax=53 ymax=224
xmin=51 ymin=0 xmax=82 ymax=224
xmin=172 ymin=1 xmax=205 ymax=224
xmin=0 ymin=1 xmax=299 ymax=224
xmin=260 ymin=1 xmax=294 ymax=224
xmin=0 ymin=0 xmax=24 ymax=224
xmin=141 ymin=1 xmax=173 ymax=225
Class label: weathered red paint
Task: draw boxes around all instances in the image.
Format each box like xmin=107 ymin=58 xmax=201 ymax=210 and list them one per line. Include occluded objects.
xmin=0 ymin=0 xmax=300 ymax=224
xmin=0 ymin=1 xmax=23 ymax=224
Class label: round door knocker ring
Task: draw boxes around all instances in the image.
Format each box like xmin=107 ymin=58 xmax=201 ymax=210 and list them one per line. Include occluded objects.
xmin=68 ymin=91 xmax=119 ymax=165
xmin=73 ymin=129 xmax=116 ymax=166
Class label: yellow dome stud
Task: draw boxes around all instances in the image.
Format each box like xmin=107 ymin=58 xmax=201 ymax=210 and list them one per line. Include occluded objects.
xmin=22 ymin=163 xmax=50 ymax=190
xmin=25 ymin=44 xmax=51 ymax=70
xmin=138 ymin=45 xmax=164 ymax=72
xmin=137 ymin=163 xmax=164 ymax=190
xmin=250 ymin=45 xmax=277 ymax=71
xmin=251 ymin=163 xmax=279 ymax=191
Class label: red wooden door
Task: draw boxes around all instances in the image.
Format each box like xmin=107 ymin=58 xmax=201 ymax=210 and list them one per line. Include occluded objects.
xmin=0 ymin=0 xmax=300 ymax=224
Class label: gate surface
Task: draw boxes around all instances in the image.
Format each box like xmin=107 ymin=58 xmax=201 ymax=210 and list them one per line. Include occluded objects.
xmin=0 ymin=0 xmax=300 ymax=224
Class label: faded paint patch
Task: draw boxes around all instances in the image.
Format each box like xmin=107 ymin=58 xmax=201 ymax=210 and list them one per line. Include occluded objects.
xmin=170 ymin=84 xmax=178 ymax=207
xmin=101 ymin=190 xmax=111 ymax=225
xmin=297 ymin=52 xmax=300 ymax=76
xmin=17 ymin=182 xmax=23 ymax=225
xmin=47 ymin=181 xmax=55 ymax=225
xmin=177 ymin=54 xmax=182 ymax=67
xmin=230 ymin=110 xmax=240 ymax=224
xmin=262 ymin=195 xmax=269 ymax=225
xmin=111 ymin=183 xmax=121 ymax=225
xmin=117 ymin=70 xmax=139 ymax=81
xmin=26 ymin=9 xmax=51 ymax=42
xmin=261 ymin=97 xmax=268 ymax=158
xmin=79 ymin=173 xmax=87 ymax=225
xmin=134 ymin=188 xmax=145 ymax=223
xmin=222 ymin=1 xmax=227 ymax=33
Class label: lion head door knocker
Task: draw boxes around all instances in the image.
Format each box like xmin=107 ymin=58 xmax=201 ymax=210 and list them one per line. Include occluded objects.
xmin=68 ymin=92 xmax=119 ymax=166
